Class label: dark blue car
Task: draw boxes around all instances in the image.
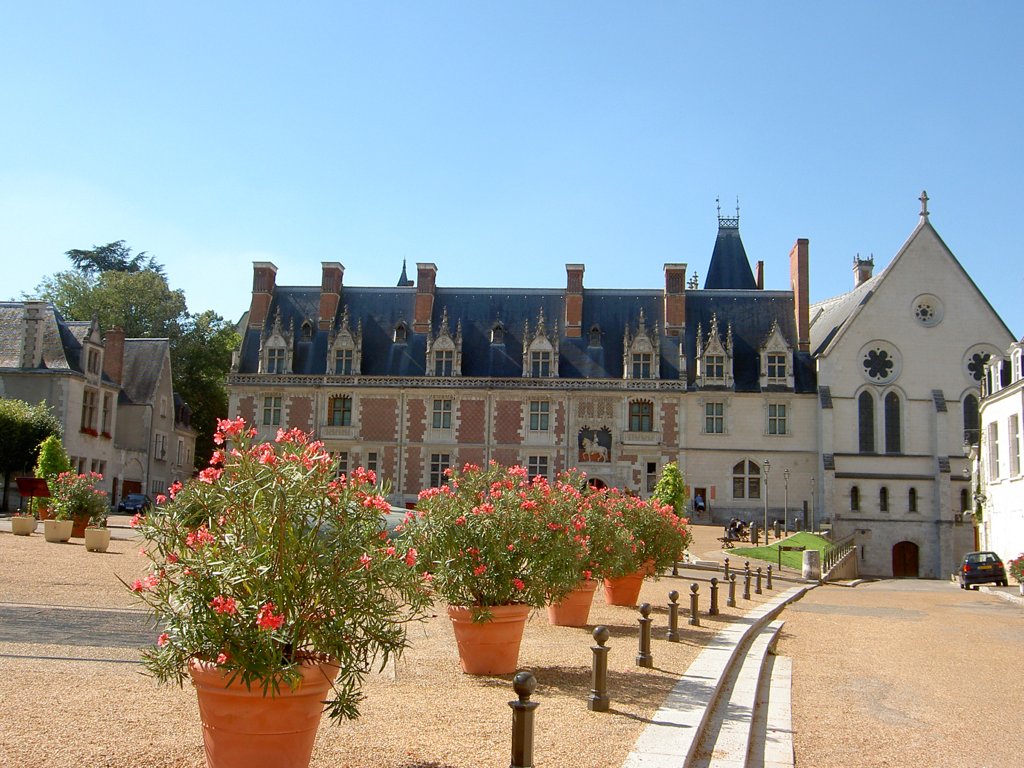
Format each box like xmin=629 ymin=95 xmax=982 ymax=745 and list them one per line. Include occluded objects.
xmin=117 ymin=493 xmax=152 ymax=515
xmin=959 ymin=551 xmax=1007 ymax=589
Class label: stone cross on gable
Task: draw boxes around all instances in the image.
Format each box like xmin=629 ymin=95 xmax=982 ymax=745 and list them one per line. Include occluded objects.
xmin=919 ymin=190 xmax=929 ymax=218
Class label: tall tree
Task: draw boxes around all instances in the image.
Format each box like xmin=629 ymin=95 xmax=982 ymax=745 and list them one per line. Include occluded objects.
xmin=0 ymin=399 xmax=62 ymax=511
xmin=66 ymin=240 xmax=165 ymax=276
xmin=172 ymin=310 xmax=240 ymax=468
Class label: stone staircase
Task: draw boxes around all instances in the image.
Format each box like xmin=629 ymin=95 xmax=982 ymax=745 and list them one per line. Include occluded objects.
xmin=621 ymin=586 xmax=807 ymax=768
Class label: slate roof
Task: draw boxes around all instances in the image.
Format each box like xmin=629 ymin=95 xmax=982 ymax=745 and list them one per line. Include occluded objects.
xmin=704 ymin=220 xmax=757 ymax=290
xmin=0 ymin=301 xmax=78 ymax=372
xmin=238 ymin=286 xmax=817 ymax=393
xmin=808 ymin=274 xmax=879 ymax=357
xmin=120 ymin=339 xmax=169 ymax=405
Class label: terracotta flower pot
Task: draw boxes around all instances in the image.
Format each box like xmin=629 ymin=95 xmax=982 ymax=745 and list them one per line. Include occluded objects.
xmin=188 ymin=655 xmax=340 ymax=768
xmin=603 ymin=571 xmax=646 ymax=607
xmin=71 ymin=513 xmax=91 ymax=538
xmin=11 ymin=515 xmax=38 ymax=536
xmin=43 ymin=519 xmax=73 ymax=543
xmin=447 ymin=604 xmax=530 ymax=675
xmin=84 ymin=527 xmax=111 ymax=553
xmin=546 ymin=580 xmax=598 ymax=627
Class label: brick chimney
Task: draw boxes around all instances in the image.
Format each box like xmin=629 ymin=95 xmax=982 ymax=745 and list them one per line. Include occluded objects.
xmin=789 ymin=239 xmax=810 ymax=352
xmin=247 ymin=262 xmax=278 ymax=329
xmin=318 ymin=262 xmax=344 ymax=330
xmin=565 ymin=264 xmax=584 ymax=338
xmin=755 ymin=260 xmax=764 ymax=290
xmin=21 ymin=301 xmax=47 ymax=368
xmin=853 ymin=255 xmax=874 ymax=287
xmin=102 ymin=327 xmax=125 ymax=385
xmin=663 ymin=263 xmax=687 ymax=337
xmin=413 ymin=263 xmax=437 ymax=333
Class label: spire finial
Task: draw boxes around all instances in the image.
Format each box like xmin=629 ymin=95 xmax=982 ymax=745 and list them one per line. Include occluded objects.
xmin=919 ymin=190 xmax=929 ymax=218
xmin=735 ymin=196 xmax=740 ymax=220
xmin=716 ymin=196 xmax=721 ymax=218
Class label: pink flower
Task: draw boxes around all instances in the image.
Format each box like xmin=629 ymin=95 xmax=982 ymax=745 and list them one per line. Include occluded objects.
xmin=168 ymin=481 xmax=183 ymax=499
xmin=359 ymin=553 xmax=372 ymax=570
xmin=198 ymin=467 xmax=223 ymax=484
xmin=256 ymin=602 xmax=285 ymax=631
xmin=155 ymin=494 xmax=167 ymax=505
xmin=130 ymin=513 xmax=143 ymax=528
xmin=166 ymin=552 xmax=179 ymax=564
xmin=473 ymin=564 xmax=487 ymax=576
xmin=454 ymin=516 xmax=466 ymax=526
xmin=157 ymin=632 xmax=169 ymax=647
xmin=421 ymin=571 xmax=434 ymax=582
xmin=216 ymin=652 xmax=229 ymax=665
xmin=583 ymin=569 xmax=593 ymax=581
xmin=209 ymin=450 xmax=225 ymax=466
xmin=186 ymin=525 xmax=215 ymax=549
xmin=404 ymin=548 xmax=418 ymax=567
xmin=512 ymin=578 xmax=525 ymax=591
xmin=130 ymin=574 xmax=160 ymax=593
xmin=209 ymin=595 xmax=238 ymax=615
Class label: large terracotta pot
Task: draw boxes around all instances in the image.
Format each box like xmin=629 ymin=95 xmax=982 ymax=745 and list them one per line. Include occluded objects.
xmin=603 ymin=571 xmax=646 ymax=607
xmin=11 ymin=515 xmax=38 ymax=536
xmin=188 ymin=655 xmax=340 ymax=768
xmin=71 ymin=513 xmax=91 ymax=538
xmin=43 ymin=519 xmax=73 ymax=543
xmin=546 ymin=580 xmax=598 ymax=627
xmin=447 ymin=604 xmax=530 ymax=675
xmin=84 ymin=527 xmax=111 ymax=553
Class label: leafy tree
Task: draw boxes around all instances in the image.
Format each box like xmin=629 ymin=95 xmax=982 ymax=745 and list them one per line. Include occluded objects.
xmin=652 ymin=462 xmax=688 ymax=517
xmin=172 ymin=310 xmax=240 ymax=468
xmin=0 ymin=399 xmax=62 ymax=511
xmin=66 ymin=240 xmax=165 ymax=277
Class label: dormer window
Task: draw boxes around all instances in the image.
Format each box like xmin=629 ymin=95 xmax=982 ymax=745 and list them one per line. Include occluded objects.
xmin=759 ymin=319 xmax=792 ymax=390
xmin=704 ymin=355 xmax=725 ymax=381
xmin=394 ymin=322 xmax=408 ymax=343
xmin=522 ymin=309 xmax=559 ymax=378
xmin=623 ymin=309 xmax=660 ymax=380
xmin=334 ymin=349 xmax=354 ymax=375
xmin=632 ymin=353 xmax=653 ymax=379
xmin=589 ymin=325 xmax=602 ymax=347
xmin=695 ymin=313 xmax=733 ymax=388
xmin=767 ymin=353 xmax=786 ymax=380
xmin=267 ymin=347 xmax=286 ymax=373
xmin=491 ymin=322 xmax=505 ymax=344
xmin=326 ymin=306 xmax=362 ymax=376
xmin=427 ymin=308 xmax=462 ymax=377
xmin=301 ymin=321 xmax=313 ymax=340
xmin=87 ymin=348 xmax=101 ymax=375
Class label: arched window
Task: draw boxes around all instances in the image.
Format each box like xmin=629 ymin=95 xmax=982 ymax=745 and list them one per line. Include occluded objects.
xmin=301 ymin=321 xmax=313 ymax=340
xmin=629 ymin=400 xmax=653 ymax=432
xmin=851 ymin=485 xmax=860 ymax=511
xmin=963 ymin=394 xmax=979 ymax=446
xmin=879 ymin=486 xmax=889 ymax=512
xmin=732 ymin=460 xmax=761 ymax=500
xmin=908 ymin=487 xmax=918 ymax=513
xmin=393 ymin=322 xmax=408 ymax=344
xmin=885 ymin=392 xmax=901 ymax=454
xmin=589 ymin=325 xmax=602 ymax=346
xmin=327 ymin=396 xmax=352 ymax=427
xmin=859 ymin=392 xmax=875 ymax=453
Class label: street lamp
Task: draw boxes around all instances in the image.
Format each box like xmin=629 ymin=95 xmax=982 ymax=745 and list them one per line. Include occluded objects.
xmin=783 ymin=468 xmax=790 ymax=535
xmin=762 ymin=459 xmax=771 ymax=543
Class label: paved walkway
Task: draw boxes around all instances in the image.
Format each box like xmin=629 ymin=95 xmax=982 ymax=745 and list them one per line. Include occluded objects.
xmin=777 ymin=579 xmax=1024 ymax=768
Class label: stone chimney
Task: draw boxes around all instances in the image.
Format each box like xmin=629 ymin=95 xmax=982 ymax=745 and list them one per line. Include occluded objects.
xmin=318 ymin=262 xmax=344 ymax=330
xmin=102 ymin=327 xmax=125 ymax=385
xmin=755 ymin=260 xmax=765 ymax=290
xmin=565 ymin=264 xmax=584 ymax=338
xmin=21 ymin=301 xmax=47 ymax=368
xmin=790 ymin=239 xmax=810 ymax=353
xmin=663 ymin=263 xmax=687 ymax=337
xmin=413 ymin=263 xmax=437 ymax=333
xmin=247 ymin=262 xmax=278 ymax=329
xmin=853 ymin=255 xmax=874 ymax=287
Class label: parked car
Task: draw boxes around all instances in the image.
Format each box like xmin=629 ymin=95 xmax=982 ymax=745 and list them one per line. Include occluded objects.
xmin=118 ymin=493 xmax=152 ymax=515
xmin=959 ymin=551 xmax=1008 ymax=589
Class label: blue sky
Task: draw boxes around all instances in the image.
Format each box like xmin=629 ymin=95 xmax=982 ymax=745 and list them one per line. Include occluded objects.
xmin=3 ymin=3 xmax=1022 ymax=337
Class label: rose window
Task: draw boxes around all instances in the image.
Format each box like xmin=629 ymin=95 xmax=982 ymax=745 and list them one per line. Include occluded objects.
xmin=863 ymin=348 xmax=895 ymax=381
xmin=912 ymin=294 xmax=943 ymax=327
xmin=967 ymin=351 xmax=990 ymax=382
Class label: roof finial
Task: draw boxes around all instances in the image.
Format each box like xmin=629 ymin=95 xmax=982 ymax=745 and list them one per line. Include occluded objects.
xmin=735 ymin=196 xmax=740 ymax=221
xmin=919 ymin=190 xmax=929 ymax=219
xmin=716 ymin=196 xmax=721 ymax=218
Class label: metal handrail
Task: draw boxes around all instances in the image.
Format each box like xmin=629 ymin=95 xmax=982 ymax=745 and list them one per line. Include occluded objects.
xmin=822 ymin=534 xmax=857 ymax=573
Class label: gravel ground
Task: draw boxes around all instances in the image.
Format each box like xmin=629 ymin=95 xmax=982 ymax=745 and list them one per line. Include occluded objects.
xmin=0 ymin=525 xmax=778 ymax=768
xmin=778 ymin=579 xmax=1024 ymax=768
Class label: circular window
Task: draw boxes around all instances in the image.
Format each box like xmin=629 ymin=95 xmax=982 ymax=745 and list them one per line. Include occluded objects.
xmin=912 ymin=294 xmax=943 ymax=327
xmin=964 ymin=345 xmax=999 ymax=382
xmin=859 ymin=341 xmax=901 ymax=384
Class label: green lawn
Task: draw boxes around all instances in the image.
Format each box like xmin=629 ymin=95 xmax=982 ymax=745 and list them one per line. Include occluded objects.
xmin=728 ymin=532 xmax=832 ymax=571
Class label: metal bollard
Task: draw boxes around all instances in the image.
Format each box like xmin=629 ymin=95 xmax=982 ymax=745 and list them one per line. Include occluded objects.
xmin=588 ymin=626 xmax=611 ymax=712
xmin=755 ymin=567 xmax=763 ymax=595
xmin=727 ymin=573 xmax=737 ymax=607
xmin=688 ymin=583 xmax=700 ymax=626
xmin=509 ymin=671 xmax=539 ymax=768
xmin=667 ymin=590 xmax=680 ymax=642
xmin=743 ymin=569 xmax=751 ymax=601
xmin=636 ymin=603 xmax=653 ymax=668
xmin=766 ymin=564 xmax=773 ymax=590
xmin=723 ymin=557 xmax=730 ymax=582
xmin=709 ymin=577 xmax=720 ymax=616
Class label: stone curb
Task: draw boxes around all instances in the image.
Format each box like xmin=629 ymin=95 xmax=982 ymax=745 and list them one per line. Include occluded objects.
xmin=620 ymin=584 xmax=811 ymax=768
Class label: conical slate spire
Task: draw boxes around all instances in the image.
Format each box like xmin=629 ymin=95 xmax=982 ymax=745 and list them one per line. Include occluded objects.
xmin=704 ymin=200 xmax=757 ymax=290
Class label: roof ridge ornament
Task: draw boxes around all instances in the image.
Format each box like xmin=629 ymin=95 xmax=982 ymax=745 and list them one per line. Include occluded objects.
xmin=919 ymin=190 xmax=929 ymax=219
xmin=716 ymin=195 xmax=740 ymax=229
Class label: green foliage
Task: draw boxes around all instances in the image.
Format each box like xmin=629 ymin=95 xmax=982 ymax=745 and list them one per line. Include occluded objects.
xmin=652 ymin=462 xmax=689 ymax=517
xmin=129 ymin=419 xmax=430 ymax=722
xmin=34 ymin=435 xmax=71 ymax=479
xmin=171 ymin=310 xmax=240 ymax=468
xmin=398 ymin=462 xmax=594 ymax=614
xmin=729 ymin=532 xmax=832 ymax=569
xmin=49 ymin=471 xmax=108 ymax=522
xmin=0 ymin=399 xmax=62 ymax=510
xmin=66 ymin=240 xmax=164 ymax=276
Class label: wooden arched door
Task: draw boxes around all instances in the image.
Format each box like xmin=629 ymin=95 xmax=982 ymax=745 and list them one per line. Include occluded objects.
xmin=892 ymin=541 xmax=919 ymax=578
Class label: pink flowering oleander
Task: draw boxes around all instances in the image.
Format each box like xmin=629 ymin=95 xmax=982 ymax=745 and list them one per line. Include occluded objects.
xmin=125 ymin=418 xmax=431 ymax=723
